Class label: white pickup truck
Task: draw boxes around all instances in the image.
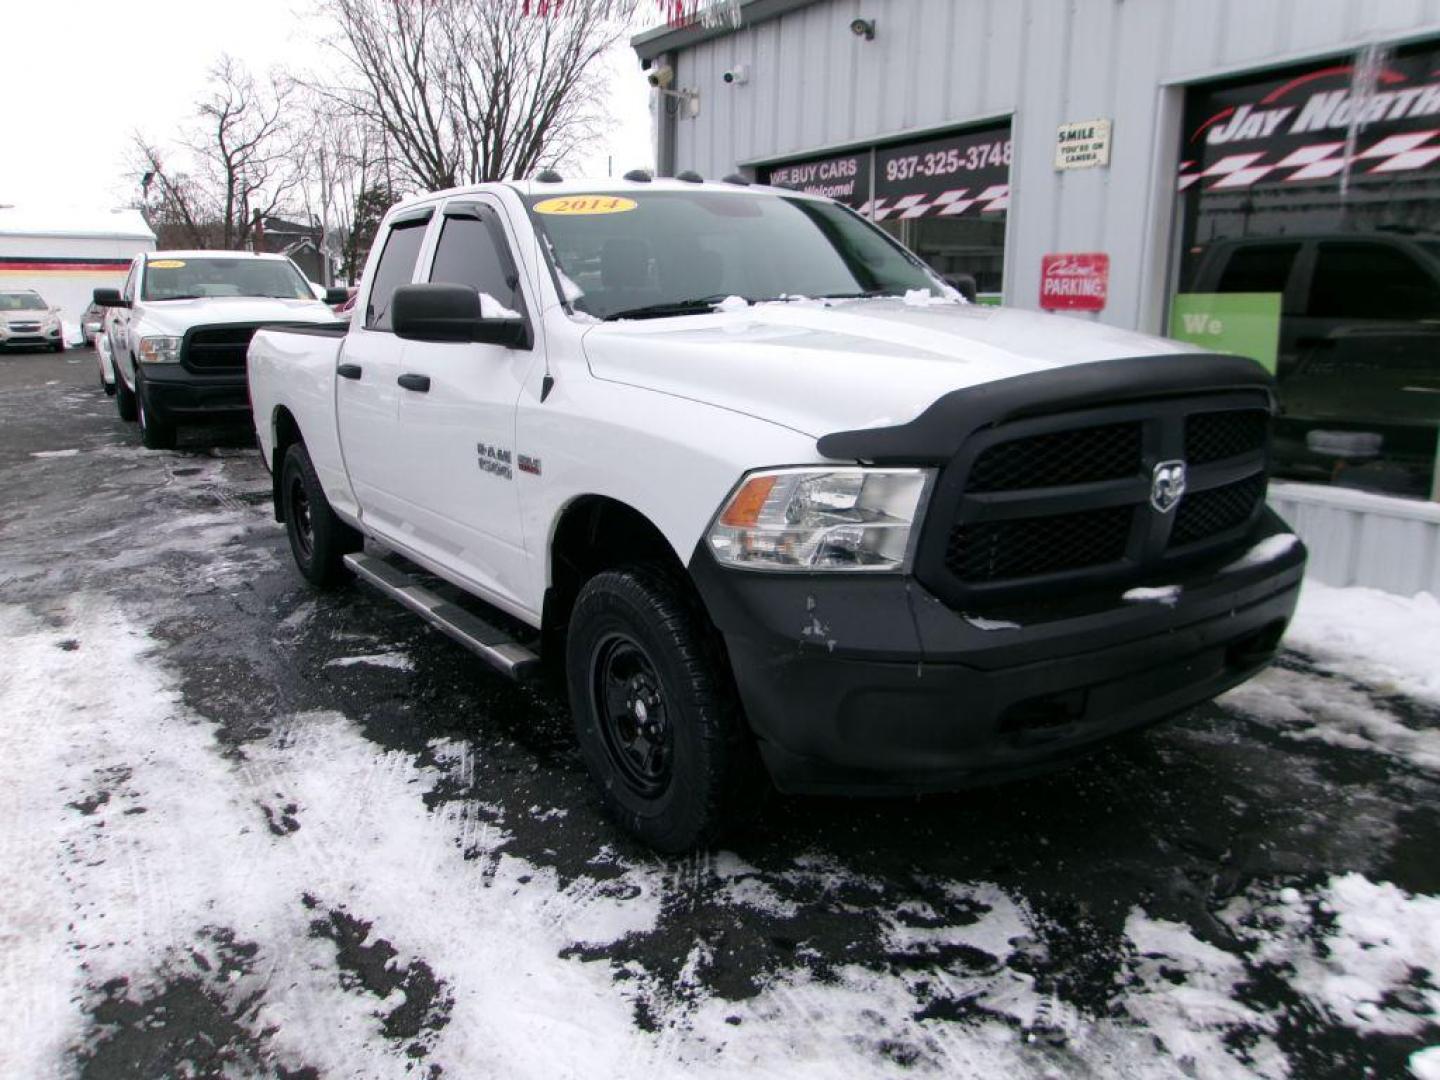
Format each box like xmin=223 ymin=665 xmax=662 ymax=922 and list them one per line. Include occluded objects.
xmin=248 ymin=177 xmax=1306 ymax=851
xmin=93 ymin=250 xmax=346 ymax=448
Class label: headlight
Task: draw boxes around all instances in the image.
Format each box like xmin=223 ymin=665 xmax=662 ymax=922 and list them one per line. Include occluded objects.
xmin=707 ymin=467 xmax=932 ymax=571
xmin=137 ymin=335 xmax=182 ymax=364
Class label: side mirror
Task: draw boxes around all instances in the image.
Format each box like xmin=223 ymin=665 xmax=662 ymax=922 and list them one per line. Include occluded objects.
xmin=324 ymin=287 xmax=350 ymax=305
xmin=392 ymin=283 xmax=530 ymax=348
xmin=944 ymin=273 xmax=978 ymax=304
xmin=93 ymin=287 xmax=130 ymax=308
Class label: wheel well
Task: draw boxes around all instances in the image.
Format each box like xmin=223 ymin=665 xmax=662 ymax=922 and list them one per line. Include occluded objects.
xmin=542 ymin=496 xmax=690 ymax=663
xmin=271 ymin=407 xmax=302 ymax=523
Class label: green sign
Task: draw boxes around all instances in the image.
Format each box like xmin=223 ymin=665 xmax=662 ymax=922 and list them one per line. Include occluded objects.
xmin=1169 ymin=292 xmax=1282 ymax=373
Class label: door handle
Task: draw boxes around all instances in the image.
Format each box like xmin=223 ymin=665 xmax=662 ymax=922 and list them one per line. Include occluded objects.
xmin=337 ymin=363 xmax=362 ymax=380
xmin=397 ymin=373 xmax=431 ymax=392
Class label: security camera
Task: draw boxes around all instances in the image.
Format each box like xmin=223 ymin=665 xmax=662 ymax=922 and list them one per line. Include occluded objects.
xmin=849 ymin=17 xmax=876 ymax=40
xmin=722 ymin=65 xmax=749 ymax=86
xmin=647 ymin=64 xmax=675 ymax=89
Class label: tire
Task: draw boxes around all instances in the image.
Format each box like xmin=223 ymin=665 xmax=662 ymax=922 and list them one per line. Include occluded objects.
xmin=567 ymin=565 xmax=765 ymax=852
xmin=136 ymin=373 xmax=176 ymax=450
xmin=281 ymin=442 xmax=361 ymax=587
xmin=53 ymin=339 xmax=65 ymax=353
xmin=115 ymin=368 xmax=137 ymax=421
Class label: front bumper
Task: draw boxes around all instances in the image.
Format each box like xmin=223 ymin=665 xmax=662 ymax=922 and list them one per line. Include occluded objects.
xmin=136 ymin=364 xmax=250 ymax=424
xmin=0 ymin=324 xmax=61 ymax=349
xmin=691 ymin=509 xmax=1306 ymax=795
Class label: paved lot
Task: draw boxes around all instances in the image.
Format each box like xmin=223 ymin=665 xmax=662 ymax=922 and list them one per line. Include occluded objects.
xmin=1 ymin=347 xmax=1437 ymax=1078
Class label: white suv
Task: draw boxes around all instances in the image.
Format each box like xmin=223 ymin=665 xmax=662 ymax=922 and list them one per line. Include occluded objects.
xmin=0 ymin=289 xmax=65 ymax=352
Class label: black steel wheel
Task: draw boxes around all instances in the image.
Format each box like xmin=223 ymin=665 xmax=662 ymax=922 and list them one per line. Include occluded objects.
xmin=135 ymin=374 xmax=176 ymax=450
xmin=280 ymin=442 xmax=361 ymax=588
xmin=591 ymin=633 xmax=674 ymax=798
xmin=114 ymin=368 xmax=137 ymax=421
xmin=567 ymin=565 xmax=766 ymax=852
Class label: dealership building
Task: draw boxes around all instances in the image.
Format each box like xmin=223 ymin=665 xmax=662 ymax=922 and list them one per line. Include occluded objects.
xmin=634 ymin=0 xmax=1440 ymax=594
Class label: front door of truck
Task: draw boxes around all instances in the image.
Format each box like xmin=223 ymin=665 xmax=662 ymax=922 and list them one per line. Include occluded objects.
xmin=335 ymin=210 xmax=431 ymax=535
xmin=389 ymin=198 xmax=540 ymax=610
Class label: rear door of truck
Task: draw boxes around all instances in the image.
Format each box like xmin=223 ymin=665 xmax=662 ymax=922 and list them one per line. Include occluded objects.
xmin=335 ymin=208 xmax=432 ymax=534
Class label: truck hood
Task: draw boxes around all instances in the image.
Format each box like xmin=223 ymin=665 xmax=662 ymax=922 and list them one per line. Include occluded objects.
xmin=580 ymin=298 xmax=1207 ymax=439
xmin=134 ymin=296 xmax=336 ymax=335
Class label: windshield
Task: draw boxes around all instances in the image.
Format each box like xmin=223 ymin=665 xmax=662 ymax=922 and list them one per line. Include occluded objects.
xmin=523 ymin=190 xmax=946 ymax=320
xmin=0 ymin=292 xmax=47 ymax=311
xmin=142 ymin=257 xmax=315 ymax=302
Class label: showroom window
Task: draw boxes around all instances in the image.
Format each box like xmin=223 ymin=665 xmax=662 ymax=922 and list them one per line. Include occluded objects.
xmin=1173 ymin=44 xmax=1440 ymax=500
xmin=761 ymin=122 xmax=1011 ymax=302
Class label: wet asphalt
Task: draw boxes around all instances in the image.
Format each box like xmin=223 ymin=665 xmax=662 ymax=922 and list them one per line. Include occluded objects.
xmin=1 ymin=347 xmax=1437 ymax=1078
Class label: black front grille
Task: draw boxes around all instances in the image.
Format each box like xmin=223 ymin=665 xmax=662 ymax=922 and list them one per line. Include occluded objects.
xmin=1169 ymin=474 xmax=1267 ymax=548
xmin=946 ymin=506 xmax=1133 ymax=583
xmin=967 ymin=422 xmax=1141 ymax=491
xmin=1186 ymin=409 xmax=1269 ymax=464
xmin=921 ymin=388 xmax=1275 ymax=602
xmin=185 ymin=327 xmax=258 ymax=370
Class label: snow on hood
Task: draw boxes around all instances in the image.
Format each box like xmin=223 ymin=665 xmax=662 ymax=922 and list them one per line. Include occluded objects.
xmin=579 ymin=299 xmax=1207 ymax=439
xmin=134 ymin=295 xmax=337 ymax=335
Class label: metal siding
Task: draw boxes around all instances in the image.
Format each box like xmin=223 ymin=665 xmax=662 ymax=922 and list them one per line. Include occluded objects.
xmin=1269 ymin=486 xmax=1440 ymax=595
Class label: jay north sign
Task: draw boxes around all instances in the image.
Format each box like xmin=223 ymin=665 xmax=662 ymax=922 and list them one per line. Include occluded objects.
xmin=1181 ymin=46 xmax=1440 ymax=192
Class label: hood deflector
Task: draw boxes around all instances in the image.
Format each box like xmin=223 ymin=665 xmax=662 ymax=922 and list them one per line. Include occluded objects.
xmin=816 ymin=354 xmax=1276 ymax=464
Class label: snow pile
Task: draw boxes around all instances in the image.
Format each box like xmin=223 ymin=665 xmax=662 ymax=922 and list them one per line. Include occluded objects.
xmin=1218 ymin=665 xmax=1440 ymax=772
xmin=1413 ymin=1046 xmax=1440 ymax=1080
xmin=324 ymin=652 xmax=415 ymax=672
xmin=902 ymin=288 xmax=958 ymax=307
xmin=1123 ymin=585 xmax=1181 ymax=606
xmin=1223 ymin=533 xmax=1299 ymax=572
xmin=1284 ymin=581 xmax=1440 ymax=704
xmin=1120 ymin=911 xmax=1287 ymax=1076
xmin=964 ymin=614 xmax=1022 ymax=631
xmin=713 ymin=294 xmax=749 ymax=312
xmin=1222 ymin=874 xmax=1440 ymax=1038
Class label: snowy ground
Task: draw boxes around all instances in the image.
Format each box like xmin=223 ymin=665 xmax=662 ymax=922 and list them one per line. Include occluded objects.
xmin=1 ymin=349 xmax=1438 ymax=1079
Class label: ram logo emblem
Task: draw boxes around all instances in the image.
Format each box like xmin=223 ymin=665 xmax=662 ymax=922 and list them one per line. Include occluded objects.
xmin=1150 ymin=460 xmax=1187 ymax=514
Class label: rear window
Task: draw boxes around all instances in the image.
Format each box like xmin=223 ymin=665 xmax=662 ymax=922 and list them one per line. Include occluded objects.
xmin=366 ymin=220 xmax=430 ymax=331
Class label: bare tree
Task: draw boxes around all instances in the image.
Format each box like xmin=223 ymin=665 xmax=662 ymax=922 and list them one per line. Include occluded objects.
xmin=132 ymin=56 xmax=304 ymax=250
xmin=318 ymin=0 xmax=635 ymax=190
xmin=291 ymin=97 xmax=393 ymax=282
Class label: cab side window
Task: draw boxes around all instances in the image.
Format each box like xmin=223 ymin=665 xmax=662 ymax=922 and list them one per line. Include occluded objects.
xmin=121 ymin=263 xmax=138 ymax=302
xmin=1307 ymin=242 xmax=1440 ymax=322
xmin=429 ymin=208 xmax=525 ymax=317
xmin=365 ymin=218 xmax=430 ymax=331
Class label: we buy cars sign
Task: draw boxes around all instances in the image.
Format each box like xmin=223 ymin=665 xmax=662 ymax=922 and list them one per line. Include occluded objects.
xmin=1040 ymin=253 xmax=1109 ymax=311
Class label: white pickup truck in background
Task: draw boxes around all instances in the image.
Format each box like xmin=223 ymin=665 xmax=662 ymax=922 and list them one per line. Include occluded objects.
xmin=94 ymin=251 xmax=345 ymax=448
xmin=247 ymin=177 xmax=1306 ymax=851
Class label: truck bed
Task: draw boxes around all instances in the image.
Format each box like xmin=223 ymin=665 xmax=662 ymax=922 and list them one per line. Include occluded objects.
xmin=247 ymin=323 xmax=354 ymax=520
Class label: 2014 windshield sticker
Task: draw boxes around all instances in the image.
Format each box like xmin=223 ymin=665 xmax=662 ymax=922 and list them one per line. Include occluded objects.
xmin=533 ymin=196 xmax=637 ymax=216
xmin=148 ymin=260 xmax=187 ymax=269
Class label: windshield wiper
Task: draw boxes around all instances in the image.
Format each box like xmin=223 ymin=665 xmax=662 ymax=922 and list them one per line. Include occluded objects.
xmin=816 ymin=288 xmax=904 ymax=300
xmin=150 ymin=294 xmax=204 ymax=302
xmin=604 ymin=294 xmax=742 ymax=321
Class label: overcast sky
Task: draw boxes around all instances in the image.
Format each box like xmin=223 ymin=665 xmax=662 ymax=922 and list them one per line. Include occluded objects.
xmin=0 ymin=0 xmax=656 ymax=213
